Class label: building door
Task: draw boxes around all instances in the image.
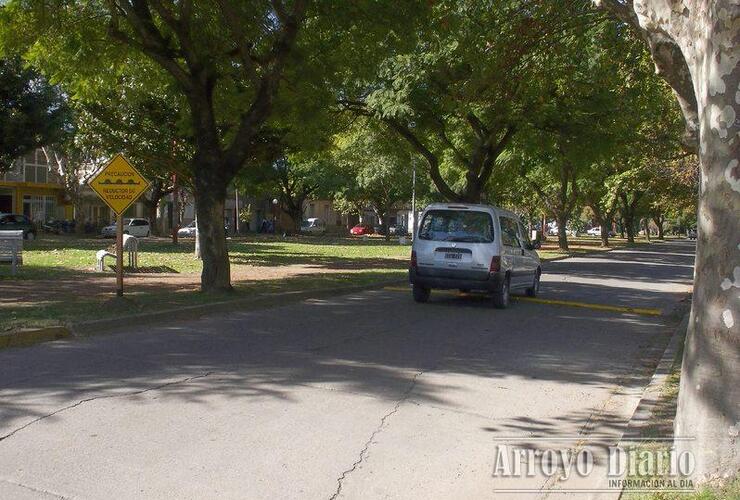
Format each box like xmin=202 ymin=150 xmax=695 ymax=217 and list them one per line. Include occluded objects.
xmin=0 ymin=190 xmax=12 ymax=213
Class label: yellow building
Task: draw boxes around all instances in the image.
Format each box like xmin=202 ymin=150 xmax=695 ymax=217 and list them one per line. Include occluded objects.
xmin=0 ymin=149 xmax=73 ymax=221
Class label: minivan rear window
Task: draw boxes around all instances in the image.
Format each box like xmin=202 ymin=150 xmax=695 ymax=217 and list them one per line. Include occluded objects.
xmin=418 ymin=210 xmax=494 ymax=243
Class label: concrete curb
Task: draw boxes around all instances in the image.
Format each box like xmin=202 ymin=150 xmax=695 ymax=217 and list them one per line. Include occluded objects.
xmin=1 ymin=278 xmax=406 ymax=350
xmin=622 ymin=312 xmax=688 ymax=439
xmin=0 ymin=326 xmax=72 ymax=349
xmin=593 ymin=311 xmax=689 ymax=500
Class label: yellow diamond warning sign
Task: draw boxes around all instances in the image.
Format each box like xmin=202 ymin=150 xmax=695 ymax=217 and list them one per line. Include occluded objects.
xmin=89 ymin=154 xmax=150 ymax=215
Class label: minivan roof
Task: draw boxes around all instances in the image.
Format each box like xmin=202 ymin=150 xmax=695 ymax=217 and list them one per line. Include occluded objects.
xmin=423 ymin=202 xmax=519 ymax=219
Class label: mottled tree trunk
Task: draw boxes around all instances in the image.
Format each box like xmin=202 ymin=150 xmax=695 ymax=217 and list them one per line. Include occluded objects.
xmin=597 ymin=0 xmax=740 ymax=481
xmin=671 ymin=3 xmax=740 ymax=481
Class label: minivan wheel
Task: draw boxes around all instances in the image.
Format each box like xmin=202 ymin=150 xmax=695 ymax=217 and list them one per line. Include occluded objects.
xmin=526 ymin=271 xmax=540 ymax=297
xmin=492 ymin=276 xmax=510 ymax=309
xmin=412 ymin=284 xmax=431 ymax=303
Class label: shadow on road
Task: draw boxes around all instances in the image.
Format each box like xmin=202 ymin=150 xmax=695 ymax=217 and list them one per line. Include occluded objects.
xmin=0 ymin=241 xmax=695 ymax=445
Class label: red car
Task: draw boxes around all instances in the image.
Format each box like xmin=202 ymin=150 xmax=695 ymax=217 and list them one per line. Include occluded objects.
xmin=350 ymin=223 xmax=374 ymax=236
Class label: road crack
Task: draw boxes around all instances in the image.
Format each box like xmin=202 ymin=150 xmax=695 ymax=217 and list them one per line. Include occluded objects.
xmin=0 ymin=478 xmax=71 ymax=499
xmin=329 ymin=370 xmax=424 ymax=500
xmin=0 ymin=372 xmax=214 ymax=443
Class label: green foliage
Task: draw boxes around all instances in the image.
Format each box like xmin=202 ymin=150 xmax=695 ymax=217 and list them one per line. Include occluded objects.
xmin=0 ymin=57 xmax=68 ymax=170
xmin=333 ymin=119 xmax=414 ymax=223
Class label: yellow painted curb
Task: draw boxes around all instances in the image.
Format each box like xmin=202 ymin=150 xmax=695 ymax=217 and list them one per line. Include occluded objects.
xmin=383 ymin=286 xmax=662 ymax=316
xmin=0 ymin=326 xmax=72 ymax=350
xmin=513 ymin=297 xmax=662 ymax=316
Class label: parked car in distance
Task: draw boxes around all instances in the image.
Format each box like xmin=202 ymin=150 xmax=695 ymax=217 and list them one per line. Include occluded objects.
xmin=350 ymin=223 xmax=374 ymax=236
xmin=43 ymin=219 xmax=77 ymax=234
xmin=0 ymin=213 xmax=37 ymax=240
xmin=389 ymin=224 xmax=407 ymax=235
xmin=687 ymin=227 xmax=697 ymax=240
xmin=301 ymin=217 xmax=326 ymax=234
xmin=587 ymin=227 xmax=617 ymax=237
xmin=101 ymin=218 xmax=150 ymax=238
xmin=176 ymin=220 xmax=231 ymax=238
xmin=177 ymin=221 xmax=197 ymax=238
xmin=409 ymin=203 xmax=541 ymax=309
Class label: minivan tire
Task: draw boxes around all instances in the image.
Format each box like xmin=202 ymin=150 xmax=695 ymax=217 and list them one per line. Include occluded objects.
xmin=526 ymin=270 xmax=540 ymax=297
xmin=412 ymin=284 xmax=431 ymax=303
xmin=492 ymin=276 xmax=510 ymax=309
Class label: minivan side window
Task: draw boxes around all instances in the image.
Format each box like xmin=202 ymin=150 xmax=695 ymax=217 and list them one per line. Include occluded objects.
xmin=499 ymin=217 xmax=521 ymax=248
xmin=517 ymin=222 xmax=531 ymax=247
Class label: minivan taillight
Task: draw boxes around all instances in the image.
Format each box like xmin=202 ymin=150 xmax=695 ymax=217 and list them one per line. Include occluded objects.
xmin=489 ymin=256 xmax=501 ymax=273
xmin=411 ymin=250 xmax=418 ymax=268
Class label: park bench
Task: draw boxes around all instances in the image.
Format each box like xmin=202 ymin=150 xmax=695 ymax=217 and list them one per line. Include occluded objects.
xmin=95 ymin=234 xmax=139 ymax=272
xmin=0 ymin=230 xmax=24 ymax=275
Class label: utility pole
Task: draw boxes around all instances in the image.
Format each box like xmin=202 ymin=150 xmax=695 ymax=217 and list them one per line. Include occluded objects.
xmin=172 ymin=172 xmax=179 ymax=244
xmin=235 ymin=189 xmax=240 ymax=235
xmin=411 ymin=158 xmax=417 ymax=240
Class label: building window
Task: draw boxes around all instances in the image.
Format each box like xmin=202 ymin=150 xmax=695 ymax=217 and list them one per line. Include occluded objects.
xmin=23 ymin=195 xmax=58 ymax=222
xmin=21 ymin=150 xmax=51 ymax=184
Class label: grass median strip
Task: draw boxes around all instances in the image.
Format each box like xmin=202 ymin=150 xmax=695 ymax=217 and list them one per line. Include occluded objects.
xmin=383 ymin=286 xmax=662 ymax=316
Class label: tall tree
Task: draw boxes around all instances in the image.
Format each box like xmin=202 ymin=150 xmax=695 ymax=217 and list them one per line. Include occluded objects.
xmin=596 ymin=0 xmax=740 ymax=481
xmin=3 ymin=0 xmax=308 ymax=291
xmin=340 ymin=1 xmax=599 ymax=203
xmin=0 ymin=57 xmax=68 ymax=170
xmin=334 ymin=121 xmax=413 ymax=239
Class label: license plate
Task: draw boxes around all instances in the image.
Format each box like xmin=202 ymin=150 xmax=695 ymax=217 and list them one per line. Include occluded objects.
xmin=445 ymin=252 xmax=462 ymax=260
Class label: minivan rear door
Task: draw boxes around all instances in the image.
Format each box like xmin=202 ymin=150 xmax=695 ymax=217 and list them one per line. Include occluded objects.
xmin=417 ymin=209 xmax=494 ymax=273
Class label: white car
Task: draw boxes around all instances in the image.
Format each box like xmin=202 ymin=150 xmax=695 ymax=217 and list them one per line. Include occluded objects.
xmin=177 ymin=221 xmax=197 ymax=238
xmin=410 ymin=203 xmax=541 ymax=308
xmin=301 ymin=217 xmax=326 ymax=234
xmin=176 ymin=220 xmax=230 ymax=237
xmin=587 ymin=227 xmax=601 ymax=236
xmin=101 ymin=218 xmax=150 ymax=238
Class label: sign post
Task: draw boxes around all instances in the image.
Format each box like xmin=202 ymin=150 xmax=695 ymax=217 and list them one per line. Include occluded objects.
xmin=88 ymin=154 xmax=150 ymax=297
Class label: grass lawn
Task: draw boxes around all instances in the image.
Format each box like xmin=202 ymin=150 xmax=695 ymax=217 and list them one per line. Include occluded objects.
xmin=1 ymin=232 xmax=660 ymax=332
xmin=3 ymin=234 xmax=413 ymax=279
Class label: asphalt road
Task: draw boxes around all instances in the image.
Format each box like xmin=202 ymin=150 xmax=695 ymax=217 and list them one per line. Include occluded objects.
xmin=0 ymin=241 xmax=695 ymax=499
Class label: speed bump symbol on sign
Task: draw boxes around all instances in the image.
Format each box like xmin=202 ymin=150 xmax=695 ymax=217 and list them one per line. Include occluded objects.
xmin=88 ymin=154 xmax=150 ymax=214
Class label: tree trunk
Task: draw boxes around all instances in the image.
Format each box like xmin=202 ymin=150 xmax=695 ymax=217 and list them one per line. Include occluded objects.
xmin=146 ymin=200 xmax=158 ymax=236
xmin=287 ymin=205 xmax=303 ymax=233
xmin=541 ymin=213 xmax=548 ymax=241
xmin=600 ymin=220 xmax=610 ymax=247
xmin=669 ymin=2 xmax=740 ymax=481
xmin=643 ymin=218 xmax=651 ymax=242
xmin=597 ymin=0 xmax=740 ymax=481
xmin=556 ymin=214 xmax=569 ymax=251
xmin=624 ymin=216 xmax=635 ymax=243
xmin=653 ymin=215 xmax=665 ymax=240
xmin=194 ymin=170 xmax=231 ymax=292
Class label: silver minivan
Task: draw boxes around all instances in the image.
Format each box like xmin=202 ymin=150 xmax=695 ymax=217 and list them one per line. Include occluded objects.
xmin=409 ymin=203 xmax=541 ymax=308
